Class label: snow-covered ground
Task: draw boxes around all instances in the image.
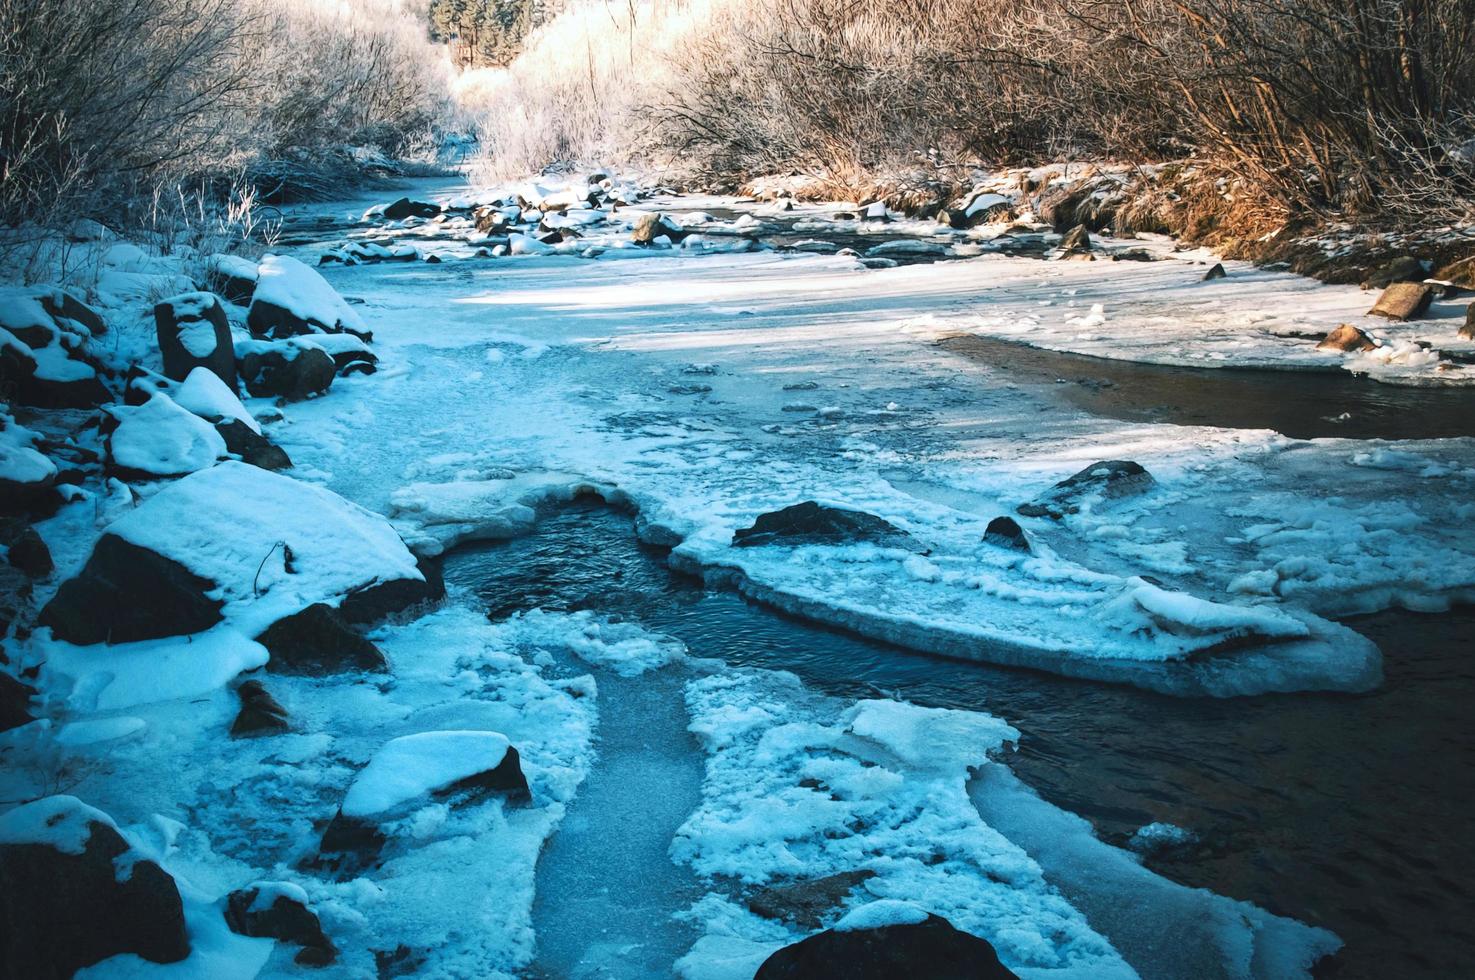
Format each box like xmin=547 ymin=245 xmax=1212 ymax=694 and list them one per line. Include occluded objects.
xmin=4 ymin=173 xmax=1473 ymax=978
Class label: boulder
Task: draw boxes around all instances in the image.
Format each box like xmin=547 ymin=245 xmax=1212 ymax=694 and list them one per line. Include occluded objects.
xmin=0 ymin=566 xmax=34 ymax=639
xmin=632 ymin=213 xmax=686 ymax=246
xmin=982 ymin=516 xmax=1031 ymax=552
xmin=1461 ymin=304 xmax=1475 ymax=341
xmin=217 ymin=419 xmax=292 ymax=471
xmin=6 ymin=527 xmax=54 ymax=578
xmin=239 ymin=343 xmax=336 ymax=401
xmin=0 ymin=344 xmax=111 ymax=409
xmin=257 ymin=603 xmax=387 ymax=675
xmin=204 ymin=255 xmax=258 ymax=305
xmin=755 ymin=907 xmax=1018 ymax=980
xmin=39 ymin=533 xmax=224 ymax=645
xmin=747 ymin=870 xmax=877 ymax=930
xmin=103 ymin=393 xmax=226 ymax=479
xmin=154 ymin=292 xmax=235 ymax=385
xmin=946 ymin=192 xmax=1012 ymax=229
xmin=231 ymin=679 xmax=289 ymax=735
xmin=733 ymin=502 xmax=916 ymax=550
xmin=1 ymin=671 xmax=36 ymax=732
xmin=0 ymin=417 xmax=58 ymax=514
xmin=381 ymin=198 xmax=440 ymax=221
xmin=1202 ymin=262 xmax=1227 ymax=280
xmin=1058 ymin=224 xmax=1091 ymax=256
xmin=0 ymin=797 xmax=190 ymax=977
xmin=1434 ymin=254 xmax=1475 ymax=289
xmin=38 ymin=290 xmax=106 ymax=336
xmin=247 ymin=255 xmax=371 ymax=341
xmin=226 ymin=884 xmax=336 ymax=966
xmin=1363 ymin=255 xmax=1425 ymax=289
xmin=1367 ymin=282 xmax=1433 ymax=321
xmin=1017 ymin=460 xmax=1154 ymax=519
xmin=335 ymin=554 xmax=444 ymax=626
xmin=1317 ymin=324 xmax=1378 ymax=352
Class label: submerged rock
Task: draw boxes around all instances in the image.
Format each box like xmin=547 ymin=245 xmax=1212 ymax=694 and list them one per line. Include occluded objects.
xmin=755 ymin=906 xmax=1018 ymax=980
xmin=1017 ymin=460 xmax=1154 ymax=519
xmin=40 ymin=533 xmax=224 ymax=645
xmin=747 ymin=870 xmax=877 ymax=930
xmin=257 ymin=603 xmax=387 ymax=675
xmin=0 ymin=797 xmax=190 ymax=977
xmin=1367 ymin=282 xmax=1433 ymax=321
xmin=733 ymin=501 xmax=916 ymax=549
xmin=231 ymin=679 xmax=290 ymax=736
xmin=1202 ymin=262 xmax=1227 ymax=281
xmin=1317 ymin=324 xmax=1378 ymax=352
xmin=225 ymin=883 xmax=337 ymax=965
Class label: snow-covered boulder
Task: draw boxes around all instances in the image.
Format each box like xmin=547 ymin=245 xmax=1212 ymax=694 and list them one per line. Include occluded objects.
xmin=0 ymin=412 xmax=58 ymax=512
xmin=247 ymin=255 xmax=370 ymax=340
xmin=0 ymin=796 xmax=190 ymax=976
xmin=946 ymin=191 xmax=1013 ymax=229
xmin=257 ymin=603 xmax=386 ymax=675
xmin=237 ymin=338 xmax=336 ymax=401
xmin=316 ymin=730 xmax=530 ymax=871
xmin=225 ymin=882 xmax=337 ymax=966
xmin=380 ymin=197 xmax=440 ymax=221
xmin=104 ymin=392 xmax=226 ymax=478
xmin=755 ymin=905 xmax=1018 ymax=980
xmin=203 ymin=253 xmax=259 ymax=305
xmin=631 ymin=212 xmax=686 ymax=246
xmin=0 ymin=286 xmax=111 ymax=408
xmin=39 ymin=461 xmax=438 ymax=645
xmin=154 ymin=291 xmax=235 ymax=385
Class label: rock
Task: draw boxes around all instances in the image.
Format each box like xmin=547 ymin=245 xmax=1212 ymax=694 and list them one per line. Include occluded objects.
xmin=39 ymin=533 xmax=224 ymax=645
xmin=946 ymin=192 xmax=1012 ymax=229
xmin=204 ymin=255 xmax=258 ymax=305
xmin=103 ymin=393 xmax=226 ymax=479
xmin=335 ymin=554 xmax=444 ymax=626
xmin=1058 ymin=224 xmax=1091 ymax=256
xmin=239 ymin=344 xmax=336 ymax=401
xmin=982 ymin=516 xmax=1030 ymax=552
xmin=632 ymin=213 xmax=686 ymax=245
xmin=1 ymin=671 xmax=37 ymax=731
xmin=747 ymin=870 xmax=877 ymax=929
xmin=0 ymin=566 xmax=34 ymax=639
xmin=1367 ymin=282 xmax=1433 ymax=321
xmin=381 ymin=198 xmax=440 ymax=221
xmin=216 ymin=419 xmax=292 ymax=471
xmin=154 ymin=292 xmax=235 ymax=385
xmin=1460 ymin=303 xmax=1475 ymax=340
xmin=246 ymin=255 xmax=371 ymax=341
xmin=1363 ymin=255 xmax=1425 ymax=289
xmin=1317 ymin=324 xmax=1378 ymax=352
xmin=1434 ymin=254 xmax=1475 ymax=289
xmin=39 ymin=291 xmax=107 ymax=335
xmin=0 ymin=344 xmax=111 ymax=408
xmin=225 ymin=884 xmax=337 ymax=965
xmin=733 ymin=501 xmax=916 ymax=549
xmin=1202 ymin=262 xmax=1227 ymax=280
xmin=755 ymin=908 xmax=1018 ymax=980
xmin=1017 ymin=460 xmax=1154 ymax=519
xmin=257 ymin=603 xmax=387 ymax=675
xmin=6 ymin=528 xmax=54 ymax=578
xmin=0 ymin=797 xmax=190 ymax=976
xmin=231 ymin=679 xmax=290 ymax=735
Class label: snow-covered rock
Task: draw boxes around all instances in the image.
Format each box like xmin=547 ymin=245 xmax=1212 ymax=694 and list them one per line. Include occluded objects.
xmin=154 ymin=291 xmax=235 ymax=384
xmin=247 ymin=254 xmax=370 ymax=340
xmin=104 ymin=391 xmax=226 ymax=477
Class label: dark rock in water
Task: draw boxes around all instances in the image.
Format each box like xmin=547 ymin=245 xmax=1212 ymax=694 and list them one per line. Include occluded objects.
xmin=1367 ymin=282 xmax=1433 ymax=321
xmin=755 ymin=911 xmax=1018 ymax=980
xmin=632 ymin=213 xmax=687 ymax=245
xmin=6 ymin=527 xmax=54 ymax=578
xmin=733 ymin=501 xmax=915 ymax=549
xmin=1461 ymin=304 xmax=1474 ymax=341
xmin=216 ymin=419 xmax=292 ymax=471
xmin=1363 ymin=255 xmax=1425 ymax=289
xmin=0 ymin=798 xmax=190 ymax=976
xmin=381 ymin=198 xmax=440 ymax=221
xmin=231 ymin=679 xmax=290 ymax=735
xmin=314 ymin=810 xmax=389 ymax=873
xmin=1202 ymin=262 xmax=1227 ymax=281
xmin=1017 ymin=460 xmax=1154 ymax=519
xmin=225 ymin=884 xmax=337 ymax=966
xmin=0 ymin=671 xmax=37 ymax=732
xmin=240 ymin=346 xmax=336 ymax=401
xmin=982 ymin=516 xmax=1031 ymax=552
xmin=1317 ymin=323 xmax=1378 ymax=352
xmin=154 ymin=292 xmax=235 ymax=386
xmin=747 ymin=870 xmax=877 ymax=929
xmin=444 ymin=743 xmax=532 ymax=806
xmin=39 ymin=533 xmax=224 ymax=645
xmin=257 ymin=603 xmax=387 ymax=675
xmin=335 ymin=555 xmax=444 ymax=626
xmin=1111 ymin=248 xmax=1156 ymax=262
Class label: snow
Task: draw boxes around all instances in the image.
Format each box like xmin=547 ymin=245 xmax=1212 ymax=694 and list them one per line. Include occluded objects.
xmin=206 ymin=253 xmax=259 ymax=283
xmin=833 ymin=899 xmax=931 ymax=931
xmin=55 ymin=717 xmax=148 ymax=746
xmin=43 ymin=626 xmax=269 ymax=710
xmin=342 ymin=730 xmax=514 ymax=818
xmin=1 ymin=413 xmax=57 ymax=485
xmin=0 ymin=795 xmax=117 ymax=854
xmin=106 ymin=393 xmax=226 ymax=476
xmin=173 ymin=368 xmax=260 ymax=433
xmin=251 ymin=254 xmax=367 ymax=335
xmin=497 ymin=608 xmax=686 ymax=677
xmin=104 ymin=461 xmax=424 ymax=634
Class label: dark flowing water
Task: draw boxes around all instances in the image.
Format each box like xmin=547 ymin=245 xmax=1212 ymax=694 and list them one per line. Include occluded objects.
xmin=941 ymin=335 xmax=1475 ymax=440
xmin=444 ymin=500 xmax=1475 ymax=980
